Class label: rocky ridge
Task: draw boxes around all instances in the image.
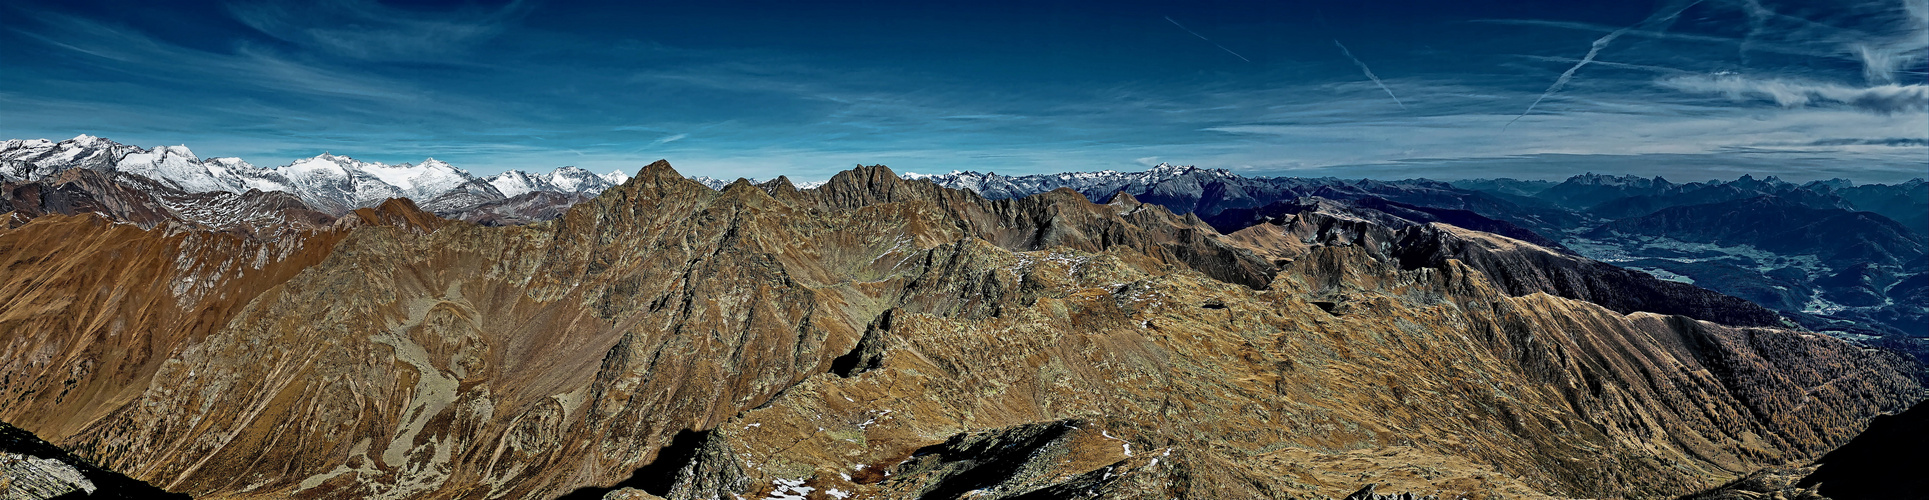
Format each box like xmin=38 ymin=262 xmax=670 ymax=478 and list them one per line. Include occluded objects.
xmin=899 ymin=166 xmax=1927 ymax=349
xmin=0 ymin=162 xmax=1918 ymax=499
xmin=23 ymin=135 xmax=1916 ymax=351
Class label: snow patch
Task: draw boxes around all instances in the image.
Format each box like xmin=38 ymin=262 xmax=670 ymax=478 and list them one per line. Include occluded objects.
xmin=764 ymin=478 xmax=814 ymax=500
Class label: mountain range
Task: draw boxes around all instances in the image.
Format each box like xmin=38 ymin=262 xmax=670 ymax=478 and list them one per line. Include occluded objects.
xmin=1 ymin=135 xmax=630 ymax=223
xmin=6 ymin=136 xmax=1921 ymax=350
xmin=0 ymin=137 xmax=1925 ymax=499
xmin=906 ymin=167 xmax=1929 ymax=359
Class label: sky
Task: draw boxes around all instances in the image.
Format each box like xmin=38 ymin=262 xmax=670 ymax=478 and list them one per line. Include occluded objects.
xmin=1 ymin=0 xmax=1924 ymax=182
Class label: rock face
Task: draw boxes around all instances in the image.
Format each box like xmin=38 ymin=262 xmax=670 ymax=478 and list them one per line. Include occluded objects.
xmin=0 ymin=162 xmax=1920 ymax=499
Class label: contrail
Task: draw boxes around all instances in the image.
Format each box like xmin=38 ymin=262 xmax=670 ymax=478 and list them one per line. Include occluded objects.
xmin=1505 ymin=0 xmax=1704 ymax=129
xmin=1522 ymin=55 xmax=1690 ymax=75
xmin=1165 ymin=16 xmax=1251 ymax=62
xmin=1333 ymin=39 xmax=1406 ymax=110
xmin=1506 ymin=30 xmax=1627 ymax=130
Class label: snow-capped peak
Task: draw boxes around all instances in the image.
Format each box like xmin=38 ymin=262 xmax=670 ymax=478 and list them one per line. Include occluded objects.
xmin=488 ymin=169 xmax=556 ymax=198
xmin=115 ymin=143 xmax=235 ymax=192
xmin=358 ymin=157 xmax=473 ymax=198
xmin=546 ymin=166 xmax=619 ymax=194
xmin=484 ymin=166 xmax=629 ymax=198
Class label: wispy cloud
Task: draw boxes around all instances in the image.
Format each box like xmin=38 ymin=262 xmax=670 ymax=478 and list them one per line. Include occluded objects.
xmin=14 ymin=13 xmax=450 ymax=107
xmin=226 ymin=0 xmax=533 ymax=62
xmin=1832 ymin=0 xmax=1928 ymax=84
xmin=1659 ymin=74 xmax=1928 ymax=113
xmin=1487 ymin=0 xmax=1927 ymax=84
xmin=650 ymin=133 xmax=688 ymax=146
xmin=1201 ymin=83 xmax=1926 ymax=171
xmin=2 ymin=0 xmax=1920 ymax=181
xmin=1739 ymin=0 xmax=1772 ymax=63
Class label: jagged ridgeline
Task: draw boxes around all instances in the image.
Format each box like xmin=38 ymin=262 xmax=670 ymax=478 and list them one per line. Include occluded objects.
xmin=0 ymin=162 xmax=1921 ymax=499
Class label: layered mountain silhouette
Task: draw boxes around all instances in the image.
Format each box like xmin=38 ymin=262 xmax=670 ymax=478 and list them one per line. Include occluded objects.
xmin=0 ymin=152 xmax=1922 ymax=499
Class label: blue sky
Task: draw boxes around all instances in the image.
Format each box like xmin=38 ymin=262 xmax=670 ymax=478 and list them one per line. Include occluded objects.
xmin=2 ymin=0 xmax=1924 ymax=182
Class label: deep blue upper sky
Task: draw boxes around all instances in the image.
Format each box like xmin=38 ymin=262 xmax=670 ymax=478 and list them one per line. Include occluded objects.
xmin=2 ymin=0 xmax=1923 ymax=181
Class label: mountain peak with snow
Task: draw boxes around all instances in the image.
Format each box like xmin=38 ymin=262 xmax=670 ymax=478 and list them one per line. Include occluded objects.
xmin=0 ymin=135 xmax=634 ymax=215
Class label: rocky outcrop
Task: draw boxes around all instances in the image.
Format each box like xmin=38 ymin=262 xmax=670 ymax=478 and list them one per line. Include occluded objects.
xmin=0 ymin=421 xmax=188 ymax=499
xmin=1342 ymin=484 xmax=1439 ymax=500
xmin=0 ymin=162 xmax=1918 ymax=499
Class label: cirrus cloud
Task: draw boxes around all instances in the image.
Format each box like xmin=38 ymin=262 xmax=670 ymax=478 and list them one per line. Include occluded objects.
xmin=1658 ymin=73 xmax=1928 ymax=113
